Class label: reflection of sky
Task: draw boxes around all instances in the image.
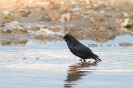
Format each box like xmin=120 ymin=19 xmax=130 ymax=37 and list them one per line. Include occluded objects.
xmin=80 ymin=34 xmax=133 ymax=45
xmin=1 ymin=34 xmax=133 ymax=51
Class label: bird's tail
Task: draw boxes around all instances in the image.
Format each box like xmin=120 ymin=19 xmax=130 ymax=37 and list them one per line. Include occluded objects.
xmin=92 ymin=53 xmax=102 ymax=61
xmin=96 ymin=57 xmax=102 ymax=61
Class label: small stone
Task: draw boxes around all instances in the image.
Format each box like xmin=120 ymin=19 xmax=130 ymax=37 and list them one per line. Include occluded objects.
xmin=2 ymin=29 xmax=12 ymax=33
xmin=99 ymin=18 xmax=105 ymax=22
xmin=2 ymin=11 xmax=14 ymax=20
xmin=84 ymin=15 xmax=89 ymax=19
xmin=2 ymin=42 xmax=11 ymax=46
xmin=121 ymin=19 xmax=133 ymax=28
xmin=43 ymin=14 xmax=50 ymax=21
xmin=90 ymin=17 xmax=95 ymax=23
xmin=36 ymin=30 xmax=43 ymax=36
xmin=5 ymin=21 xmax=19 ymax=27
xmin=2 ymin=21 xmax=23 ymax=33
xmin=129 ymin=14 xmax=133 ymax=20
xmin=64 ymin=13 xmax=71 ymax=21
xmin=40 ymin=28 xmax=49 ymax=32
xmin=2 ymin=29 xmax=7 ymax=33
xmin=99 ymin=10 xmax=105 ymax=15
xmin=30 ymin=26 xmax=40 ymax=31
xmin=36 ymin=58 xmax=40 ymax=60
xmin=36 ymin=28 xmax=56 ymax=36
xmin=109 ymin=26 xmax=116 ymax=30
xmin=88 ymin=44 xmax=97 ymax=47
xmin=94 ymin=25 xmax=100 ymax=30
xmin=116 ymin=13 xmax=124 ymax=19
xmin=58 ymin=17 xmax=65 ymax=22
xmin=70 ymin=7 xmax=81 ymax=12
xmin=94 ymin=3 xmax=106 ymax=9
xmin=49 ymin=28 xmax=61 ymax=32
xmin=3 ymin=11 xmax=9 ymax=15
xmin=7 ymin=29 xmax=12 ymax=33
xmin=84 ymin=10 xmax=92 ymax=15
xmin=119 ymin=42 xmax=133 ymax=46
xmin=28 ymin=1 xmax=37 ymax=8
xmin=16 ymin=27 xmax=27 ymax=32
xmin=59 ymin=5 xmax=69 ymax=12
xmin=71 ymin=12 xmax=81 ymax=20
xmin=123 ymin=13 xmax=129 ymax=18
xmin=36 ymin=30 xmax=47 ymax=36
xmin=48 ymin=10 xmax=61 ymax=21
xmin=49 ymin=2 xmax=61 ymax=9
xmin=90 ymin=12 xmax=101 ymax=18
xmin=58 ymin=13 xmax=70 ymax=22
xmin=18 ymin=9 xmax=30 ymax=17
xmin=117 ymin=19 xmax=123 ymax=24
xmin=99 ymin=26 xmax=106 ymax=31
xmin=59 ymin=1 xmax=71 ymax=12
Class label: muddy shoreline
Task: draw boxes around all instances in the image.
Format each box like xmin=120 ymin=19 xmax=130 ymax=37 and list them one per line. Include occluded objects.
xmin=0 ymin=0 xmax=133 ymax=47
xmin=1 ymin=0 xmax=133 ymax=46
xmin=0 ymin=18 xmax=132 ymax=46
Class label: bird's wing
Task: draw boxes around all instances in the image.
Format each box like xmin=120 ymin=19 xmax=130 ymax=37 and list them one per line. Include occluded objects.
xmin=69 ymin=42 xmax=92 ymax=58
xmin=75 ymin=43 xmax=92 ymax=54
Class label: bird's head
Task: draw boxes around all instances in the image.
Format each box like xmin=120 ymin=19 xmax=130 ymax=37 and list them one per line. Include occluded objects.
xmin=63 ymin=34 xmax=76 ymax=42
xmin=63 ymin=34 xmax=71 ymax=41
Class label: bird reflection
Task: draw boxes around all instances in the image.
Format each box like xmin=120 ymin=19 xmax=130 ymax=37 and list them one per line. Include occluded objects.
xmin=64 ymin=61 xmax=99 ymax=88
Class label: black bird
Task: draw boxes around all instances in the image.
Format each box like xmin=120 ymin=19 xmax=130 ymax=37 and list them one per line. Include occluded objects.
xmin=63 ymin=34 xmax=101 ymax=62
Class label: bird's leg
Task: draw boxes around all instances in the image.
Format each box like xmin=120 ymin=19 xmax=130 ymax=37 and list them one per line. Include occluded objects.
xmin=79 ymin=58 xmax=82 ymax=62
xmin=79 ymin=58 xmax=84 ymax=63
xmin=79 ymin=59 xmax=87 ymax=63
xmin=83 ymin=59 xmax=86 ymax=63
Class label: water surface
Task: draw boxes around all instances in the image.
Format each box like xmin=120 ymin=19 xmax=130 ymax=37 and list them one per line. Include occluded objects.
xmin=0 ymin=34 xmax=133 ymax=88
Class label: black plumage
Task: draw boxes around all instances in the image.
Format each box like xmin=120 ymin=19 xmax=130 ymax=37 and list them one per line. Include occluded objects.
xmin=63 ymin=34 xmax=101 ymax=62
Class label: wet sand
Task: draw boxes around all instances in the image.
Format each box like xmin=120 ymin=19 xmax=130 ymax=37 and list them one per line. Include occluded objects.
xmin=0 ymin=34 xmax=133 ymax=88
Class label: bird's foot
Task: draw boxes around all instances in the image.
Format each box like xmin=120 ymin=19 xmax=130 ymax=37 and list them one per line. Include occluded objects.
xmin=79 ymin=58 xmax=82 ymax=61
xmin=79 ymin=58 xmax=85 ymax=63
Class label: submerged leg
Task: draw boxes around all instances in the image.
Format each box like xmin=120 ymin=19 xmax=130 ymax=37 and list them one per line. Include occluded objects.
xmin=79 ymin=58 xmax=83 ymax=63
xmin=83 ymin=59 xmax=86 ymax=62
xmin=79 ymin=58 xmax=86 ymax=63
xmin=79 ymin=58 xmax=82 ymax=61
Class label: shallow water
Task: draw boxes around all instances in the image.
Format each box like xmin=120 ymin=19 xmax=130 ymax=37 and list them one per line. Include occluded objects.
xmin=0 ymin=34 xmax=133 ymax=88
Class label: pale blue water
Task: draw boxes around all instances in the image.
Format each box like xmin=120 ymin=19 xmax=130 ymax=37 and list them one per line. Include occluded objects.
xmin=0 ymin=34 xmax=133 ymax=88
